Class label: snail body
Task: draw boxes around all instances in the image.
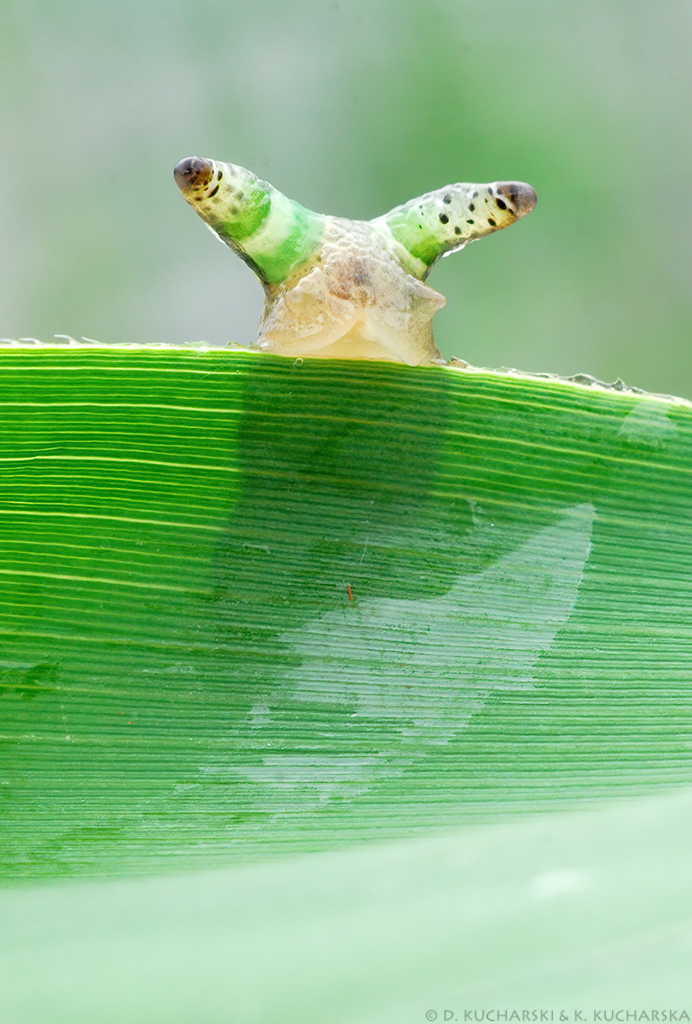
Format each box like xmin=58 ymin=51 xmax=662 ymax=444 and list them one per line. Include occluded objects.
xmin=174 ymin=157 xmax=537 ymax=365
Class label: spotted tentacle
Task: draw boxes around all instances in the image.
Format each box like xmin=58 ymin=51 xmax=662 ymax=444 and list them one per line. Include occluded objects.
xmin=375 ymin=181 xmax=537 ymax=278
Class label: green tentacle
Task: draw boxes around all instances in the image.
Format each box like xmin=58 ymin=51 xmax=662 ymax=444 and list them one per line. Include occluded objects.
xmin=174 ymin=157 xmax=324 ymax=286
xmin=375 ymin=181 xmax=537 ymax=277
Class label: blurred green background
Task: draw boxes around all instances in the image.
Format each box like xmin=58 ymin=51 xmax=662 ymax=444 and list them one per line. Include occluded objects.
xmin=2 ymin=0 xmax=691 ymax=396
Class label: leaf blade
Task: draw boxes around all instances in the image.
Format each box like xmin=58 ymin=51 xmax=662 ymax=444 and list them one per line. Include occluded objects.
xmin=1 ymin=349 xmax=691 ymax=879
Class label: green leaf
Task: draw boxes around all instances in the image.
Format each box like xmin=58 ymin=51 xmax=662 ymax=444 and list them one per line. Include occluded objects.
xmin=2 ymin=346 xmax=692 ymax=1011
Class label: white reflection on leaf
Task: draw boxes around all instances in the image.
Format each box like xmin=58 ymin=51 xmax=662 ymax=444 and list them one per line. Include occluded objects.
xmin=284 ymin=502 xmax=596 ymax=745
xmin=225 ymin=502 xmax=595 ymax=804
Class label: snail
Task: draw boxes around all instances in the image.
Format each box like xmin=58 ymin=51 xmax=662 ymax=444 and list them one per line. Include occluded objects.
xmin=174 ymin=156 xmax=536 ymax=366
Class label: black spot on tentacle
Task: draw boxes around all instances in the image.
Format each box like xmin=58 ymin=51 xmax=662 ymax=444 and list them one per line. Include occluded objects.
xmin=496 ymin=198 xmax=507 ymax=210
xmin=443 ymin=194 xmax=452 ymax=204
xmin=439 ymin=213 xmax=449 ymax=224
xmin=472 ymin=191 xmax=478 ymax=198
xmin=467 ymin=219 xmax=474 ymax=224
xmin=216 ymin=169 xmax=223 ymax=181
xmin=454 ymin=226 xmax=461 ymax=234
xmin=207 ymin=183 xmax=220 ymax=198
xmin=469 ymin=203 xmax=475 ymax=211
xmin=488 ymin=217 xmax=496 ymax=227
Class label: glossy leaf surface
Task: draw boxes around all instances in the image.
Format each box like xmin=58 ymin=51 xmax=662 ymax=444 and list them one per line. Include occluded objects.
xmin=1 ymin=347 xmax=691 ymax=881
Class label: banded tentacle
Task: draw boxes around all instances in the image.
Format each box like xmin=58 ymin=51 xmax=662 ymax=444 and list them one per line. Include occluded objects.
xmin=174 ymin=157 xmax=324 ymax=286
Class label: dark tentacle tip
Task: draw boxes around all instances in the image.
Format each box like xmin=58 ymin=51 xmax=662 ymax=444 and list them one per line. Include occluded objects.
xmin=174 ymin=156 xmax=215 ymax=193
xmin=494 ymin=181 xmax=538 ymax=218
